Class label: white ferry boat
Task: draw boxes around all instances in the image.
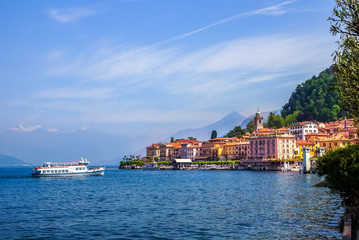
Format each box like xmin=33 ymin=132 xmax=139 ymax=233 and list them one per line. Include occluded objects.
xmin=31 ymin=157 xmax=105 ymax=177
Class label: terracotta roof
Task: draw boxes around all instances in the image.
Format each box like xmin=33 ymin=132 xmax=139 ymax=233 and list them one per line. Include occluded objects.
xmin=147 ymin=144 xmax=160 ymax=148
xmin=296 ymin=140 xmax=315 ymax=145
xmin=174 ymin=139 xmax=201 ymax=144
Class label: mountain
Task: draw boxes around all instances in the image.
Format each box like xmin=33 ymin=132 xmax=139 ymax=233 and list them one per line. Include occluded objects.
xmin=0 ymin=154 xmax=31 ymax=166
xmin=0 ymin=127 xmax=154 ymax=166
xmin=167 ymin=111 xmax=246 ymax=141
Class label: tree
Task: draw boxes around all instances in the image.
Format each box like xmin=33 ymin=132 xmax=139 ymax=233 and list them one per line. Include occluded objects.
xmin=330 ymin=0 xmax=359 ymax=126
xmin=170 ymin=137 xmax=174 ymax=142
xmin=211 ymin=130 xmax=217 ymax=139
xmin=224 ymin=126 xmax=246 ymax=138
xmin=266 ymin=112 xmax=285 ymax=129
xmin=246 ymin=120 xmax=254 ymax=133
xmin=188 ymin=137 xmax=197 ymax=140
xmin=317 ymin=144 xmax=359 ymax=207
xmin=284 ymin=111 xmax=300 ymax=126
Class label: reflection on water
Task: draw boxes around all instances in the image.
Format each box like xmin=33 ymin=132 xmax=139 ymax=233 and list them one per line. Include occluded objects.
xmin=0 ymin=168 xmax=344 ymax=239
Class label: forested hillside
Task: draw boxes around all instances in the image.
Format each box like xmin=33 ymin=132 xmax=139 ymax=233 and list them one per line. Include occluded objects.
xmin=224 ymin=67 xmax=346 ymax=137
xmin=281 ymin=67 xmax=344 ymax=122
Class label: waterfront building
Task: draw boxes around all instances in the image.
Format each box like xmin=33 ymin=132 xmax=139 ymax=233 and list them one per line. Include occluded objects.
xmin=288 ymin=122 xmax=318 ymax=140
xmin=296 ymin=140 xmax=316 ymax=159
xmin=146 ymin=144 xmax=160 ymax=159
xmin=249 ymin=133 xmax=296 ymax=160
xmin=159 ymin=143 xmax=175 ymax=161
xmin=154 ymin=140 xmax=201 ymax=161
xmin=254 ymin=109 xmax=264 ymax=132
xmin=181 ymin=142 xmax=202 ymax=160
xmin=223 ymin=142 xmax=249 ymax=160
xmin=197 ymin=138 xmax=239 ymax=161
xmin=173 ymin=159 xmax=192 ymax=170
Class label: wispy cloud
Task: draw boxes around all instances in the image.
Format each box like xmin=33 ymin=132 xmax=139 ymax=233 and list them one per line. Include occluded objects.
xmin=33 ymin=87 xmax=115 ymax=100
xmin=46 ymin=7 xmax=98 ymax=23
xmin=8 ymin=124 xmax=43 ymax=132
xmin=154 ymin=0 xmax=297 ymax=45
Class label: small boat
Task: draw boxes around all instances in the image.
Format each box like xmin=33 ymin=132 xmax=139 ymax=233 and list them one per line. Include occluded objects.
xmin=290 ymin=165 xmax=302 ymax=172
xmin=31 ymin=157 xmax=105 ymax=177
xmin=142 ymin=163 xmax=160 ymax=170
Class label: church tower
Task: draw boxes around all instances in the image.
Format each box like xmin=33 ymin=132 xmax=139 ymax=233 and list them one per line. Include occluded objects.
xmin=254 ymin=109 xmax=263 ymax=132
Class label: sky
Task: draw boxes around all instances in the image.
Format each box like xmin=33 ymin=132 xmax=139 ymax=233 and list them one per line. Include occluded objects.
xmin=0 ymin=0 xmax=337 ymax=139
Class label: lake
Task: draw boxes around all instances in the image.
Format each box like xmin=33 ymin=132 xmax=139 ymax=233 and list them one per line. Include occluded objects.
xmin=0 ymin=167 xmax=344 ymax=239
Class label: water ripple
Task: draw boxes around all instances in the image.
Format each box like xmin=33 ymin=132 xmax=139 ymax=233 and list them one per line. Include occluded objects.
xmin=0 ymin=168 xmax=344 ymax=239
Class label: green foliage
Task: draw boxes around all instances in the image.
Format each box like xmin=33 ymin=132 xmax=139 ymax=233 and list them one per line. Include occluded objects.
xmin=121 ymin=155 xmax=143 ymax=167
xmin=188 ymin=137 xmax=197 ymax=140
xmin=266 ymin=112 xmax=285 ymax=129
xmin=154 ymin=157 xmax=159 ymax=162
xmin=156 ymin=161 xmax=172 ymax=166
xmin=281 ymin=67 xmax=344 ymax=122
xmin=120 ymin=160 xmax=144 ymax=167
xmin=224 ymin=126 xmax=246 ymax=138
xmin=246 ymin=120 xmax=254 ymax=133
xmin=329 ymin=0 xmax=359 ymax=126
xmin=211 ymin=130 xmax=217 ymax=139
xmin=284 ymin=111 xmax=300 ymax=126
xmin=317 ymin=144 xmax=359 ymax=206
xmin=122 ymin=155 xmax=141 ymax=161
xmin=170 ymin=137 xmax=174 ymax=142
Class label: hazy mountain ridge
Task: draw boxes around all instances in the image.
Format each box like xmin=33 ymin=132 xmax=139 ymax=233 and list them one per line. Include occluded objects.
xmin=0 ymin=110 xmax=278 ymax=165
xmin=0 ymin=154 xmax=31 ymax=166
xmin=166 ymin=111 xmax=246 ymax=141
xmin=167 ymin=110 xmax=279 ymax=141
xmin=0 ymin=127 xmax=154 ymax=166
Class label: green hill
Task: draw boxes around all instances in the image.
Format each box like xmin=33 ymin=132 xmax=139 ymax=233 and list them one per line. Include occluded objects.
xmin=281 ymin=67 xmax=344 ymax=122
xmin=0 ymin=154 xmax=31 ymax=166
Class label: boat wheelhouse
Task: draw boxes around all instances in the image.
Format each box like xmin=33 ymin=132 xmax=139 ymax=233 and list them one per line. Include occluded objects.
xmin=32 ymin=157 xmax=105 ymax=177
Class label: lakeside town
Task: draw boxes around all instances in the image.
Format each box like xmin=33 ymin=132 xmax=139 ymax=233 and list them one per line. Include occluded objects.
xmin=121 ymin=110 xmax=358 ymax=171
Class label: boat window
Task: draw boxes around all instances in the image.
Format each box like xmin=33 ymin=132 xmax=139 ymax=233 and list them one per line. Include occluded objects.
xmin=51 ymin=170 xmax=54 ymax=173
xmin=66 ymin=170 xmax=68 ymax=173
xmin=76 ymin=168 xmax=78 ymax=170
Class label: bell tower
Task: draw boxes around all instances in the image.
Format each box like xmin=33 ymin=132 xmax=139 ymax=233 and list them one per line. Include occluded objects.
xmin=254 ymin=109 xmax=263 ymax=132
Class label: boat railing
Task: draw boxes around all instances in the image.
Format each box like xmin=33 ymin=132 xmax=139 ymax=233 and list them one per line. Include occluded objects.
xmin=43 ymin=162 xmax=83 ymax=167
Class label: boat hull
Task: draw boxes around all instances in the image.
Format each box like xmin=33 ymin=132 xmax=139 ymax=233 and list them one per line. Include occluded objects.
xmin=32 ymin=170 xmax=104 ymax=177
xmin=32 ymin=168 xmax=105 ymax=177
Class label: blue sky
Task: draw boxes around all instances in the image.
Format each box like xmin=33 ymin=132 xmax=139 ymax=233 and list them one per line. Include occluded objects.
xmin=0 ymin=0 xmax=337 ymax=138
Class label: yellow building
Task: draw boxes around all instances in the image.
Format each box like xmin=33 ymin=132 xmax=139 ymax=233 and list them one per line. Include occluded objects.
xmin=296 ymin=140 xmax=316 ymax=159
xmin=211 ymin=144 xmax=225 ymax=160
xmin=316 ymin=135 xmax=354 ymax=152
xmin=223 ymin=142 xmax=249 ymax=160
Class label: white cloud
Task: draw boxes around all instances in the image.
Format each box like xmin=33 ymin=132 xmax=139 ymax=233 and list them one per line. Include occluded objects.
xmin=46 ymin=7 xmax=98 ymax=23
xmin=47 ymin=128 xmax=60 ymax=133
xmin=8 ymin=124 xmax=42 ymax=132
xmin=80 ymin=125 xmax=91 ymax=130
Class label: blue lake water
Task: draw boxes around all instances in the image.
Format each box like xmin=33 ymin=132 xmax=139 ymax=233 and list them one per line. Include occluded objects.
xmin=0 ymin=167 xmax=344 ymax=239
